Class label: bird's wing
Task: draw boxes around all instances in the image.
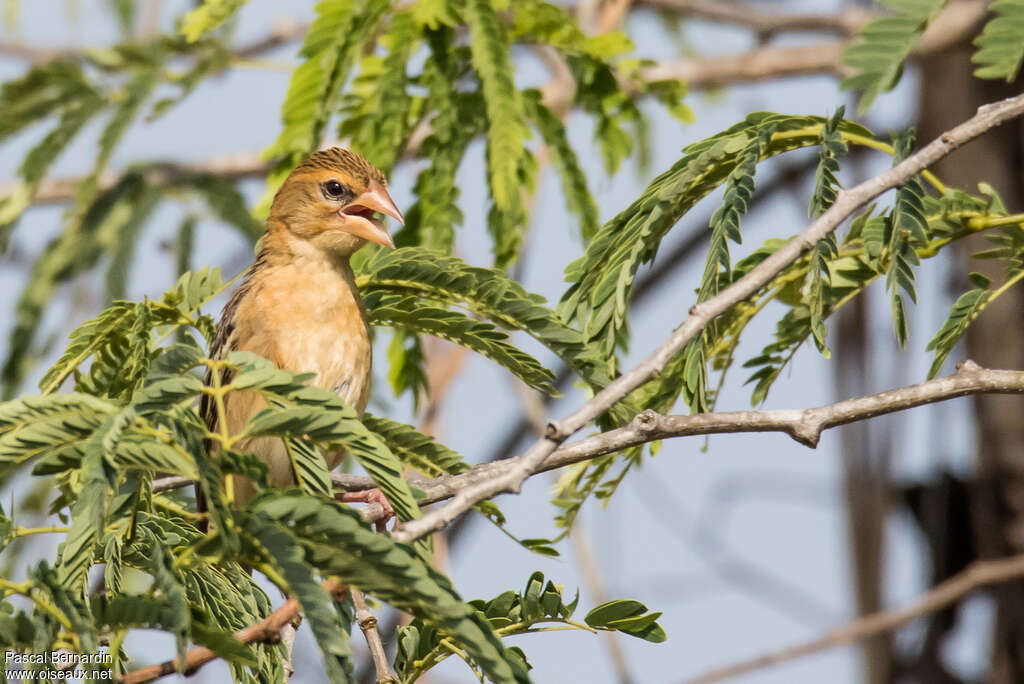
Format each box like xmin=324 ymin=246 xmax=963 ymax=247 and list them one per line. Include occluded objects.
xmin=200 ymin=276 xmax=251 ymax=436
xmin=196 ymin=273 xmax=253 ymax=523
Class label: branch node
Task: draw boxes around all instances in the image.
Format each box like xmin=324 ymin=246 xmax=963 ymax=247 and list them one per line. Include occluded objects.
xmin=957 ymin=358 xmax=981 ymax=373
xmin=634 ymin=409 xmax=660 ymax=432
xmin=545 ymin=420 xmax=569 ymax=441
xmin=790 ymin=423 xmax=821 ymax=448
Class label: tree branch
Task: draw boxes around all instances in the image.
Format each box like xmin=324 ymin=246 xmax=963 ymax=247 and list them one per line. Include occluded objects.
xmin=153 ymin=471 xmax=374 ymax=495
xmin=641 ymin=0 xmax=987 ymax=88
xmin=153 ymin=362 xmax=1024 ymax=524
xmin=0 ymin=17 xmax=309 ymax=64
xmin=3 ymin=153 xmax=273 ymax=207
xmin=398 ymin=362 xmax=1024 ymax=511
xmin=636 ymin=0 xmax=873 ymax=38
xmin=389 ymin=92 xmax=1024 ymax=544
xmin=681 ymin=553 xmax=1024 ymax=684
xmin=351 ymin=588 xmax=397 ymax=684
xmin=117 ymin=581 xmax=348 ymax=684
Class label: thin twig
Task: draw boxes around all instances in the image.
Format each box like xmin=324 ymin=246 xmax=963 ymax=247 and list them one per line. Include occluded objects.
xmin=117 ymin=581 xmax=348 ymax=684
xmin=391 ymin=93 xmax=1024 ymax=544
xmin=280 ymin=622 xmax=297 ymax=678
xmin=681 ymin=554 xmax=1024 ymax=684
xmin=352 ymin=589 xmax=397 ymax=684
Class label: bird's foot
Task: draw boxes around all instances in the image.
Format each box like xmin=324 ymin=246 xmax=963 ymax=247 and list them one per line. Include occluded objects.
xmin=337 ymin=488 xmax=394 ymax=531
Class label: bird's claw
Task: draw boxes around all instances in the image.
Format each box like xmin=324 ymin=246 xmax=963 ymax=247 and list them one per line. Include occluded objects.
xmin=337 ymin=488 xmax=395 ymax=530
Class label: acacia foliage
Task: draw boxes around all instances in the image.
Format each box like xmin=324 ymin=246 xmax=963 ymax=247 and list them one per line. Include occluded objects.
xmin=0 ymin=1 xmax=1023 ymax=683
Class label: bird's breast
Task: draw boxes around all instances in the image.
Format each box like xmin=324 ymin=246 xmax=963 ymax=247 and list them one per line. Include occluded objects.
xmin=234 ymin=259 xmax=373 ymax=414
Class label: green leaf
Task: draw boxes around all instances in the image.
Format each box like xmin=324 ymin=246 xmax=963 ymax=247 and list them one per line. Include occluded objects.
xmin=699 ymin=128 xmax=768 ymax=300
xmin=190 ymin=620 xmax=260 ymax=668
xmin=925 ymin=288 xmax=992 ymax=378
xmin=36 ymin=267 xmax=222 ymax=398
xmin=394 ymin=28 xmax=473 ymax=253
xmin=805 ymin=108 xmax=847 ymax=355
xmin=0 ymin=88 xmax=105 ymax=227
xmin=5 ymin=174 xmax=154 ymax=396
xmin=361 ymin=413 xmax=511 ymax=536
xmin=228 ymin=353 xmax=427 ymax=554
xmin=972 ymin=0 xmax=1024 ymax=81
xmin=840 ymin=0 xmax=947 ymax=113
xmin=359 ymin=249 xmax=624 ymax=420
xmin=885 ymin=131 xmax=928 ymax=346
xmin=465 ymin=0 xmax=529 ymax=213
xmin=251 ymin=491 xmax=531 ymax=684
xmin=385 ymin=329 xmax=428 ymax=409
xmin=242 ymin=514 xmax=354 ymax=683
xmin=0 ymin=393 xmax=115 ymax=472
xmin=181 ymin=0 xmax=250 ymax=42
xmin=510 ymin=0 xmax=633 ymax=60
xmin=79 ymin=69 xmax=160 ymax=211
xmin=361 ymin=413 xmax=470 ymax=478
xmin=171 ymin=172 xmax=262 ymax=242
xmin=604 ymin=612 xmax=666 ymax=642
xmin=338 ymin=11 xmax=417 ymax=173
xmin=102 ymin=188 xmax=163 ymax=301
xmin=558 ymin=112 xmax=870 ymax=364
xmin=364 ymin=291 xmax=557 ymax=394
xmin=523 ymin=90 xmax=599 ymax=239
xmin=0 ymin=61 xmax=94 ymax=143
xmin=57 ymin=409 xmax=127 ymax=590
xmin=413 ymin=0 xmax=461 ymax=28
xmin=139 ymin=529 xmax=191 ymax=666
xmin=261 ymin=0 xmax=388 ymax=210
xmin=584 ymin=599 xmax=666 ymax=641
xmin=283 ymin=437 xmax=333 ymax=499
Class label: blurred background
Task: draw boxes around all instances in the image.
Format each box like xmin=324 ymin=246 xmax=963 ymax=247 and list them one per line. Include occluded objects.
xmin=1 ymin=1 xmax=1022 ymax=683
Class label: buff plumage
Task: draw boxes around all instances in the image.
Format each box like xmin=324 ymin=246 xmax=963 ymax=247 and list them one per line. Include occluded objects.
xmin=200 ymin=148 xmax=403 ymax=506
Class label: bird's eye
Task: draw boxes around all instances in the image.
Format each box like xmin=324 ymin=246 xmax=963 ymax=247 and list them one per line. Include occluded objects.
xmin=322 ymin=180 xmax=347 ymax=200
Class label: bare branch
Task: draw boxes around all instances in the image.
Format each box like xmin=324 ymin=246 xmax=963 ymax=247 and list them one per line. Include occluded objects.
xmin=641 ymin=0 xmax=987 ymax=88
xmin=643 ymin=43 xmax=847 ymax=88
xmin=390 ymin=92 xmax=1024 ymax=544
xmin=154 ymin=363 xmax=1024 ymax=531
xmin=3 ymin=153 xmax=273 ymax=207
xmin=118 ymin=581 xmax=348 ymax=684
xmin=681 ymin=554 xmax=1024 ymax=684
xmin=0 ymin=17 xmax=308 ymax=65
xmin=233 ymin=19 xmax=309 ymax=59
xmin=398 ymin=362 xmax=1024 ymax=512
xmin=152 ymin=472 xmax=374 ymax=494
xmin=352 ymin=589 xmax=397 ymax=684
xmin=636 ymin=0 xmax=873 ymax=38
xmin=0 ymin=43 xmax=78 ymax=62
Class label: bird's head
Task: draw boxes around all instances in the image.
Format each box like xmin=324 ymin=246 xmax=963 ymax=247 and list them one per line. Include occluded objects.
xmin=269 ymin=147 xmax=403 ymax=256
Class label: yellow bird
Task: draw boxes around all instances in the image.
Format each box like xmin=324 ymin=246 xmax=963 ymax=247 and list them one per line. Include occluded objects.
xmin=200 ymin=148 xmax=401 ymax=512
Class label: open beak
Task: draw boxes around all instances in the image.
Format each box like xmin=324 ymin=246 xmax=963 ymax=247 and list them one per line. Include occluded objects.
xmin=339 ymin=180 xmax=403 ymax=249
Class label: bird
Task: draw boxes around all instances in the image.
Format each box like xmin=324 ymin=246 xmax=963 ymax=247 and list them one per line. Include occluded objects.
xmin=199 ymin=147 xmax=402 ymax=515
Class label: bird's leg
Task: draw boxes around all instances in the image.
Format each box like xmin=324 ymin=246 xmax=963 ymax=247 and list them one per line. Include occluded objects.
xmin=337 ymin=488 xmax=395 ymax=530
